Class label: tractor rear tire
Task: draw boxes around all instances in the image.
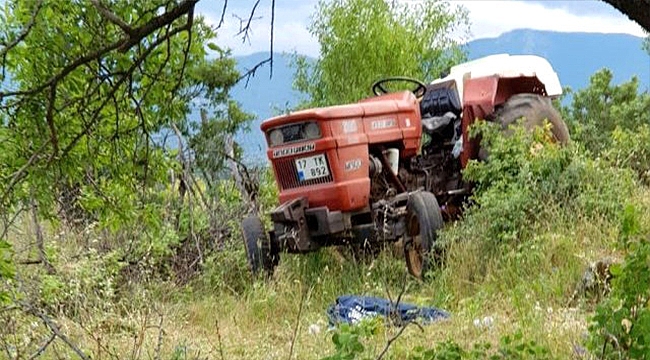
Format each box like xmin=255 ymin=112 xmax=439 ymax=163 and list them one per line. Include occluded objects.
xmin=404 ymin=191 xmax=444 ymax=280
xmin=494 ymin=93 xmax=570 ymax=144
xmin=241 ymin=216 xmax=278 ymax=277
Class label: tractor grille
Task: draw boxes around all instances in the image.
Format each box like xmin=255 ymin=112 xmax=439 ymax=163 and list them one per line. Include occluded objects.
xmin=274 ymin=154 xmax=334 ymax=190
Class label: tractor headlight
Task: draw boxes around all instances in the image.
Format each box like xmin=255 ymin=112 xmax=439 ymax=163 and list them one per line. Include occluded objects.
xmin=303 ymin=122 xmax=321 ymax=139
xmin=269 ymin=128 xmax=284 ymax=146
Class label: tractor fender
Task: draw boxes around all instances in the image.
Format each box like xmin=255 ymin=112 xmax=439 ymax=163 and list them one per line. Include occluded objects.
xmin=429 ymin=54 xmax=562 ymax=104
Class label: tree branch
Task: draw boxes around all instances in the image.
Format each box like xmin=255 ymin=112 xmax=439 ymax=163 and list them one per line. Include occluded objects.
xmin=30 ymin=194 xmax=56 ymax=275
xmin=27 ymin=333 xmax=55 ymax=360
xmin=127 ymin=0 xmax=199 ymax=49
xmin=375 ymin=324 xmax=413 ymax=360
xmin=237 ymin=57 xmax=272 ymax=86
xmin=0 ymin=0 xmax=44 ymax=58
xmin=58 ymin=20 xmax=193 ymax=161
xmin=0 ymin=204 xmax=28 ymax=240
xmin=600 ymin=0 xmax=650 ymax=32
xmin=89 ymin=0 xmax=134 ymax=35
xmin=21 ymin=302 xmax=91 ymax=360
xmin=375 ymin=274 xmax=422 ymax=360
xmin=0 ymin=0 xmax=198 ymax=100
xmin=170 ymin=122 xmax=201 ymax=263
xmin=216 ymin=0 xmax=228 ymax=30
xmin=1 ymin=9 xmax=194 ymax=222
xmin=171 ymin=5 xmax=194 ymax=97
xmin=45 ymin=84 xmax=59 ymax=157
xmin=235 ymin=0 xmax=262 ymax=43
xmin=1 ymin=141 xmax=50 ymax=207
xmin=237 ymin=0 xmax=275 ymax=85
xmin=270 ymin=0 xmax=275 ymax=79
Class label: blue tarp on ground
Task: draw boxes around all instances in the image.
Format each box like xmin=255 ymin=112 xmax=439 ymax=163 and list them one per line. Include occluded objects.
xmin=327 ymin=295 xmax=449 ymax=326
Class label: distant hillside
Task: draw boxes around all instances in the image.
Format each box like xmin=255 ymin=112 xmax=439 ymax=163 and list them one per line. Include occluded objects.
xmin=468 ymin=29 xmax=649 ymax=92
xmin=232 ymin=29 xmax=650 ymax=161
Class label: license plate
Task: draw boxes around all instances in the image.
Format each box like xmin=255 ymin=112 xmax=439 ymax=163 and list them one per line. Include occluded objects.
xmin=295 ymin=154 xmax=329 ymax=181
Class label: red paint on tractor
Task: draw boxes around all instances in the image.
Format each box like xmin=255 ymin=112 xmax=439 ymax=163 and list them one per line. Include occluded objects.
xmin=261 ymin=91 xmax=421 ymax=212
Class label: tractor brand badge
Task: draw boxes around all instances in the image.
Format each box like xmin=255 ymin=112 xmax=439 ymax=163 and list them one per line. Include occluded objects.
xmin=371 ymin=118 xmax=396 ymax=130
xmin=345 ymin=158 xmax=362 ymax=171
xmin=273 ymin=143 xmax=315 ymax=158
xmin=342 ymin=120 xmax=357 ymax=133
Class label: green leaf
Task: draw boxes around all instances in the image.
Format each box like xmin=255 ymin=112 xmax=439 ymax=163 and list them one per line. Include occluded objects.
xmin=609 ymin=263 xmax=623 ymax=277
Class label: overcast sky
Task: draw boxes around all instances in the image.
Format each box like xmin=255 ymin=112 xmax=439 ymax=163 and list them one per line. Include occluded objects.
xmin=196 ymin=0 xmax=647 ymax=57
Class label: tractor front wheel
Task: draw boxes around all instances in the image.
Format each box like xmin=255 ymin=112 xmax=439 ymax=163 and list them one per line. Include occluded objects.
xmin=241 ymin=216 xmax=278 ymax=277
xmin=404 ymin=191 xmax=444 ymax=280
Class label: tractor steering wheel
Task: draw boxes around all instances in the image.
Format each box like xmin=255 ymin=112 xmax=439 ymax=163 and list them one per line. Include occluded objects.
xmin=371 ymin=77 xmax=427 ymax=98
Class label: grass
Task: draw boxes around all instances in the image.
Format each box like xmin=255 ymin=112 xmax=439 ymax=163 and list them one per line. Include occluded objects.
xmin=111 ymin=249 xmax=590 ymax=359
xmin=5 ymin=134 xmax=650 ymax=359
xmin=6 ymin=185 xmax=648 ymax=359
xmin=5 ymin=234 xmax=607 ymax=359
xmin=153 ymin=156 xmax=647 ymax=359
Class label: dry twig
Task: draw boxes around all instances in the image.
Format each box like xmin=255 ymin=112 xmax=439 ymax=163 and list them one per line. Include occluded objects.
xmin=215 ymin=318 xmax=225 ymax=360
xmin=20 ymin=301 xmax=91 ymax=360
xmin=375 ymin=274 xmax=422 ymax=360
xmin=27 ymin=334 xmax=55 ymax=360
xmin=30 ymin=194 xmax=56 ymax=275
xmin=154 ymin=311 xmax=165 ymax=360
xmin=237 ymin=0 xmax=276 ymax=85
xmin=288 ymin=286 xmax=308 ymax=360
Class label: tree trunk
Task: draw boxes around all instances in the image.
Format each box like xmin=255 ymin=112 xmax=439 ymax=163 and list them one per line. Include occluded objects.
xmin=30 ymin=196 xmax=56 ymax=275
xmin=601 ymin=0 xmax=650 ymax=32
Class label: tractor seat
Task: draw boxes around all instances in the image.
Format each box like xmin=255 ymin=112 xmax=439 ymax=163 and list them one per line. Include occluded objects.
xmin=420 ymin=86 xmax=461 ymax=118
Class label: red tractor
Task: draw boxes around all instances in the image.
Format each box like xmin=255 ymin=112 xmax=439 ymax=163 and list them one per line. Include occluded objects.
xmin=242 ymin=54 xmax=569 ymax=279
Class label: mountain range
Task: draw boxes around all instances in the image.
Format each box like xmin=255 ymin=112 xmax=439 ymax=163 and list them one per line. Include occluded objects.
xmin=231 ymin=29 xmax=650 ymax=161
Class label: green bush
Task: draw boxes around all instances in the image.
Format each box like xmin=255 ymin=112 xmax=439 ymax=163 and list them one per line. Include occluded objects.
xmin=588 ymin=205 xmax=650 ymax=359
xmin=606 ymin=125 xmax=650 ymax=185
xmin=588 ymin=240 xmax=650 ymax=358
xmin=434 ymin=119 xmax=638 ymax=303
xmin=39 ymin=248 xmax=123 ymax=317
xmin=408 ymin=332 xmax=552 ymax=360
xmin=322 ymin=324 xmax=554 ymax=360
xmin=321 ymin=318 xmax=382 ymax=360
xmin=561 ymin=69 xmax=650 ymax=156
xmin=462 ymin=120 xmax=635 ymax=249
xmin=200 ymin=241 xmax=252 ymax=296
